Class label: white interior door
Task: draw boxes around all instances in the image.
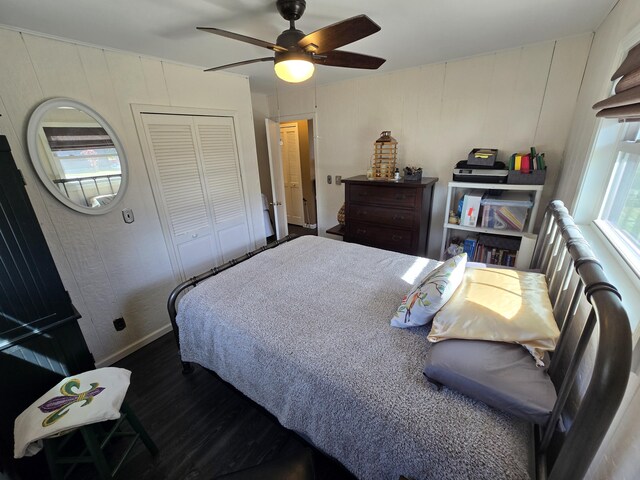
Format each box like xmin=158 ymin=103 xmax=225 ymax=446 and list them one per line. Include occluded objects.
xmin=140 ymin=114 xmax=221 ymax=280
xmin=141 ymin=113 xmax=252 ymax=280
xmin=193 ymin=116 xmax=251 ymax=262
xmin=280 ymin=123 xmax=304 ymax=226
xmin=265 ymin=118 xmax=288 ymax=238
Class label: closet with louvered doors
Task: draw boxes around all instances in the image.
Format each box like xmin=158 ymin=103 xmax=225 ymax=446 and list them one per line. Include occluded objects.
xmin=140 ymin=113 xmax=252 ymax=280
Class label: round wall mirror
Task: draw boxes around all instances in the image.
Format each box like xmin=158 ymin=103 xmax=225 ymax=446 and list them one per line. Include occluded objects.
xmin=27 ymin=98 xmax=128 ymax=214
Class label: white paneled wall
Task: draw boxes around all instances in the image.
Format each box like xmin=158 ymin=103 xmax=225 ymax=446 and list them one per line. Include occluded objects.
xmin=258 ymin=35 xmax=592 ymax=258
xmin=0 ymin=27 xmax=265 ymax=365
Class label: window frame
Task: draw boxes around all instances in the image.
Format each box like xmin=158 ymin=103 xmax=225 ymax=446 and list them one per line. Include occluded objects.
xmin=572 ymin=26 xmax=640 ymax=346
xmin=592 ymin=126 xmax=640 ymax=277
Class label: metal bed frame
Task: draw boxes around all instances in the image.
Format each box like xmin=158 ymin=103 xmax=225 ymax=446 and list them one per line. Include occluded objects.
xmin=530 ymin=200 xmax=631 ymax=479
xmin=168 ymin=200 xmax=632 ymax=480
xmin=167 ymin=234 xmax=299 ymax=374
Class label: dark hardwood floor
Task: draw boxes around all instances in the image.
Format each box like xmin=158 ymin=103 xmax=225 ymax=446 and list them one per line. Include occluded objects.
xmin=267 ymin=224 xmax=318 ymax=244
xmin=286 ymin=224 xmax=318 ymax=237
xmin=67 ymin=333 xmax=355 ymax=480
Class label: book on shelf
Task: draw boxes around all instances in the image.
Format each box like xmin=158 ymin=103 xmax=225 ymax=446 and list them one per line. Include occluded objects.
xmin=471 ymin=233 xmax=521 ymax=267
xmin=473 ymin=244 xmax=517 ymax=267
xmin=463 ymin=237 xmax=477 ymax=259
xmin=509 ymin=150 xmax=546 ymax=172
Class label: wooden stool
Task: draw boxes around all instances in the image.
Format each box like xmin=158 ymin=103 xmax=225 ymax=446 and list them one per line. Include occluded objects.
xmin=214 ymin=449 xmax=315 ymax=480
xmin=43 ymin=401 xmax=157 ymax=480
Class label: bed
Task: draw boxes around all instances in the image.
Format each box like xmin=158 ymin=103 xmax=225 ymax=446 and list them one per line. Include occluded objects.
xmin=168 ymin=201 xmax=632 ymax=480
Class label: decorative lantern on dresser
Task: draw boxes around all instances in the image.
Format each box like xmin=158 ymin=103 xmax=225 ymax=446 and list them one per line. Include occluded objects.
xmin=371 ymin=131 xmax=398 ymax=179
xmin=343 ymin=175 xmax=438 ymax=256
xmin=0 ymin=135 xmax=95 ymax=478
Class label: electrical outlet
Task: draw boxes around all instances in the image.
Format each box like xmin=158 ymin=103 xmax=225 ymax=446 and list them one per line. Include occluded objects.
xmin=327 ymin=175 xmax=332 ymax=184
xmin=113 ymin=317 xmax=126 ymax=331
xmin=122 ymin=208 xmax=134 ymax=224
xmin=335 ymin=175 xmax=342 ymax=185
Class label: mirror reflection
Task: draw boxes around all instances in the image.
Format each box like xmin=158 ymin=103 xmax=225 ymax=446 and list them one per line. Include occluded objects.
xmin=35 ymin=106 xmax=122 ymax=208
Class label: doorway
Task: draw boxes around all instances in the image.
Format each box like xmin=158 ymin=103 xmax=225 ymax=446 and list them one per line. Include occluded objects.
xmin=266 ymin=117 xmax=318 ymax=240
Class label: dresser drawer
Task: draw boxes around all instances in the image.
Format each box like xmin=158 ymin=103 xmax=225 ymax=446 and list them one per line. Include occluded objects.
xmin=346 ymin=222 xmax=415 ymax=253
xmin=348 ymin=184 xmax=418 ymax=207
xmin=347 ymin=203 xmax=415 ymax=228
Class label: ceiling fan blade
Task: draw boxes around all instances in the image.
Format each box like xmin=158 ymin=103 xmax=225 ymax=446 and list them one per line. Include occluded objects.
xmin=314 ymin=50 xmax=385 ymax=70
xmin=298 ymin=15 xmax=381 ymax=54
xmin=197 ymin=27 xmax=287 ymax=53
xmin=204 ymin=57 xmax=274 ymax=72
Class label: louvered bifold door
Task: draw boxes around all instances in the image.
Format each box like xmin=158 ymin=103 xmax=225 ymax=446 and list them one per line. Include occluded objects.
xmin=141 ymin=114 xmax=222 ymax=280
xmin=193 ymin=116 xmax=251 ymax=262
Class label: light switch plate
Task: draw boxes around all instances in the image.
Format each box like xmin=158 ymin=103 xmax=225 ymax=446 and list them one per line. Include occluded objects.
xmin=335 ymin=175 xmax=342 ymax=185
xmin=327 ymin=175 xmax=332 ymax=184
xmin=122 ymin=208 xmax=134 ymax=224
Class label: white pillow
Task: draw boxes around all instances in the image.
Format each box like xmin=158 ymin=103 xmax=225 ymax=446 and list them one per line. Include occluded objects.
xmin=391 ymin=253 xmax=467 ymax=328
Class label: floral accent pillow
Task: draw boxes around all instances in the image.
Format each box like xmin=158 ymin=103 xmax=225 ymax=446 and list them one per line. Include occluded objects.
xmin=391 ymin=253 xmax=467 ymax=328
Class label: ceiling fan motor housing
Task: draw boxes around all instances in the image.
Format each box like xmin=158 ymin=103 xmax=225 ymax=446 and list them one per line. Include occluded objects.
xmin=275 ymin=28 xmax=312 ymax=66
xmin=276 ymin=28 xmax=305 ymax=50
xmin=276 ymin=0 xmax=307 ymax=21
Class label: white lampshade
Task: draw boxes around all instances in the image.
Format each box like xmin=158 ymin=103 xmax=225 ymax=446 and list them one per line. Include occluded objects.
xmin=274 ymin=59 xmax=315 ymax=83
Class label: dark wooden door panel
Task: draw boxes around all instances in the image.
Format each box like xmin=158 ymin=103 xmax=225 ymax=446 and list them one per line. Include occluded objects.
xmin=0 ymin=136 xmax=94 ymax=479
xmin=0 ymin=137 xmax=75 ymax=348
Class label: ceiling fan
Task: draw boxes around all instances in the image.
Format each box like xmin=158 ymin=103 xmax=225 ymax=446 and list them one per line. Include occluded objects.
xmin=198 ymin=0 xmax=386 ymax=83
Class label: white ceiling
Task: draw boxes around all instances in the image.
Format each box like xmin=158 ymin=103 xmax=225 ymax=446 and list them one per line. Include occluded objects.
xmin=0 ymin=0 xmax=617 ymax=94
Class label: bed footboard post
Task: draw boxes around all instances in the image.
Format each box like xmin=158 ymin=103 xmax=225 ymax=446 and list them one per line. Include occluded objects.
xmin=182 ymin=361 xmax=193 ymax=375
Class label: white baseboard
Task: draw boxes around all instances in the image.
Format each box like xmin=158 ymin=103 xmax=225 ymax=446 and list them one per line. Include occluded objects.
xmin=94 ymin=323 xmax=173 ymax=367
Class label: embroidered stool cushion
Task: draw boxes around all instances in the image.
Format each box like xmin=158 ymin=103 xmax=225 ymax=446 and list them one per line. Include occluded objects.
xmin=14 ymin=367 xmax=131 ymax=458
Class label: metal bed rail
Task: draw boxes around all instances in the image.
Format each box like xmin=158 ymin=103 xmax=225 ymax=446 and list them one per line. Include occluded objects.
xmin=532 ymin=200 xmax=632 ymax=480
xmin=167 ymin=234 xmax=299 ymax=374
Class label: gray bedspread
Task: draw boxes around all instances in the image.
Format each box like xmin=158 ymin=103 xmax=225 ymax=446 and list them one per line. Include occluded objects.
xmin=177 ymin=236 xmax=532 ymax=479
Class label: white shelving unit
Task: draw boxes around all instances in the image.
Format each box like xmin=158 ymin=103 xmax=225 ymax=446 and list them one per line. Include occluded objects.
xmin=441 ymin=181 xmax=544 ymax=269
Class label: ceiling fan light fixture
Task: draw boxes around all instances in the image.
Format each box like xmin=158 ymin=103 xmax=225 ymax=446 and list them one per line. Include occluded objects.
xmin=274 ymin=54 xmax=315 ymax=83
xmin=199 ymin=0 xmax=385 ymax=79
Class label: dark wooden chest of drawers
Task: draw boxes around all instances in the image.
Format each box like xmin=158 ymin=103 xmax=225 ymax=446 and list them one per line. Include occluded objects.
xmin=343 ymin=175 xmax=437 ymax=256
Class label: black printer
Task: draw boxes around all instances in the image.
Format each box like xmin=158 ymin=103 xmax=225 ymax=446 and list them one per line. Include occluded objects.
xmin=453 ymin=148 xmax=508 ymax=183
xmin=453 ymin=160 xmax=508 ymax=183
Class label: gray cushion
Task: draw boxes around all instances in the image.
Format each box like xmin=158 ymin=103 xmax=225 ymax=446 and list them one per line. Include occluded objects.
xmin=423 ymin=339 xmax=556 ymax=425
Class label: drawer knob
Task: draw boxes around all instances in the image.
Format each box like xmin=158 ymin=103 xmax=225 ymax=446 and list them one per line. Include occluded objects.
xmin=392 ymin=234 xmax=403 ymax=241
xmin=393 ymin=214 xmax=405 ymax=221
xmin=357 ymin=228 xmax=367 ymax=235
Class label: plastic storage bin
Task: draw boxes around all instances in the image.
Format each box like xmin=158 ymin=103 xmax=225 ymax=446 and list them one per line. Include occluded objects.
xmin=480 ymin=192 xmax=533 ymax=232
